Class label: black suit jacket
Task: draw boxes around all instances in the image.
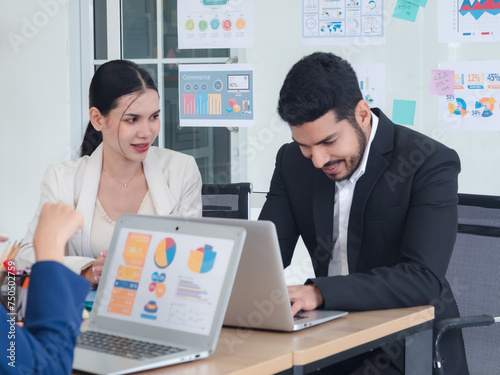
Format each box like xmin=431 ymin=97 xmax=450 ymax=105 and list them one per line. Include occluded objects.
xmin=259 ymin=108 xmax=467 ymax=374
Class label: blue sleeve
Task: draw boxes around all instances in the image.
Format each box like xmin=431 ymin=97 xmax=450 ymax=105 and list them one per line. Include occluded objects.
xmin=0 ymin=261 xmax=89 ymax=374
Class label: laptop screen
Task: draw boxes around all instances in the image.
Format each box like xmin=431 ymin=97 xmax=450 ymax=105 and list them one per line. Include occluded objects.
xmin=95 ymin=226 xmax=235 ymax=336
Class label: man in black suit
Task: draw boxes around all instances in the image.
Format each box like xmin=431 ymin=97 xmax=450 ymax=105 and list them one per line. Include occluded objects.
xmin=259 ymin=52 xmax=467 ymax=374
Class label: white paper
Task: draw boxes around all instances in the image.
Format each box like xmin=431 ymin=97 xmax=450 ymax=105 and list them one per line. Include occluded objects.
xmin=353 ymin=63 xmax=387 ymax=111
xmin=177 ymin=0 xmax=254 ymax=49
xmin=302 ymin=0 xmax=385 ymax=45
xmin=438 ymin=61 xmax=500 ymax=131
xmin=178 ymin=64 xmax=254 ymax=127
xmin=438 ymin=0 xmax=500 ymax=43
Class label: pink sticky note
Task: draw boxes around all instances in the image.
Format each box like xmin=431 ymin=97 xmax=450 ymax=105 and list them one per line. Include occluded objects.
xmin=430 ymin=70 xmax=454 ymax=95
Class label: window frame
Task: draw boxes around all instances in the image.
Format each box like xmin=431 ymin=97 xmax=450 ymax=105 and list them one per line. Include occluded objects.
xmin=79 ymin=0 xmax=247 ymax=182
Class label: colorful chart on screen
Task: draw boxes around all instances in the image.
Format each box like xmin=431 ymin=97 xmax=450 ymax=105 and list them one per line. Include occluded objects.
xmin=98 ymin=227 xmax=235 ymax=336
xmin=154 ymin=238 xmax=176 ymax=268
xmin=188 ymin=245 xmax=216 ymax=274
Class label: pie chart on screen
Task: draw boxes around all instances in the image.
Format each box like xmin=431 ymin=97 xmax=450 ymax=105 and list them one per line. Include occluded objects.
xmin=154 ymin=238 xmax=176 ymax=268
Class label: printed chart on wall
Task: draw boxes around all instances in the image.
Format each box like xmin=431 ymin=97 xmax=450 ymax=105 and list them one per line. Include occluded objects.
xmin=177 ymin=0 xmax=254 ymax=49
xmin=302 ymin=0 xmax=385 ymax=45
xmin=352 ymin=63 xmax=386 ymax=111
xmin=438 ymin=61 xmax=500 ymax=131
xmin=178 ymin=64 xmax=254 ymax=127
xmin=438 ymin=0 xmax=500 ymax=42
xmin=96 ymin=228 xmax=235 ymax=335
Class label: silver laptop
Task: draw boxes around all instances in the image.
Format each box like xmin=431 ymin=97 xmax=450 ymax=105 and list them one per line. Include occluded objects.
xmin=186 ymin=217 xmax=347 ymax=331
xmin=73 ymin=214 xmax=246 ymax=375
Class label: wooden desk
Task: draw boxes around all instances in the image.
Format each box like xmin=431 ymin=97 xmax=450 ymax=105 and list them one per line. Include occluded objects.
xmin=117 ymin=328 xmax=294 ymax=375
xmin=289 ymin=305 xmax=434 ymax=374
xmin=74 ymin=306 xmax=433 ymax=375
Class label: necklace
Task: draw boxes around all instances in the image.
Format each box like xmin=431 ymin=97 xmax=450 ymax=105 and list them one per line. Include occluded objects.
xmin=104 ymin=165 xmax=142 ymax=188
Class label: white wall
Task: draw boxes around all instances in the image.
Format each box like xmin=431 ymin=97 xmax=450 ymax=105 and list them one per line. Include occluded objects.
xmin=0 ymin=0 xmax=78 ymax=240
xmin=245 ymin=0 xmax=500 ymax=196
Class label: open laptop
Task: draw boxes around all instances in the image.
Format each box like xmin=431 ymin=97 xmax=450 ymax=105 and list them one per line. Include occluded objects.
xmin=73 ymin=214 xmax=246 ymax=375
xmin=185 ymin=217 xmax=347 ymax=331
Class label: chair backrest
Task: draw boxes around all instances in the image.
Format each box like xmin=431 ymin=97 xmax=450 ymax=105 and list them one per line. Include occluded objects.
xmin=445 ymin=193 xmax=500 ymax=375
xmin=201 ymin=183 xmax=252 ymax=219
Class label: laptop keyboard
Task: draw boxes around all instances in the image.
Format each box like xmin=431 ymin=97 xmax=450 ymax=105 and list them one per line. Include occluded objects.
xmin=77 ymin=331 xmax=186 ymax=360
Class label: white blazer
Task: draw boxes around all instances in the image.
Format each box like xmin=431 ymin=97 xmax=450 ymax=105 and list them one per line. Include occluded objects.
xmin=17 ymin=144 xmax=202 ymax=272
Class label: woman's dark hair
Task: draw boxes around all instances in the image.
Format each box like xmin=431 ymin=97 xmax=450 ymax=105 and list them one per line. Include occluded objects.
xmin=80 ymin=60 xmax=158 ymax=157
xmin=278 ymin=52 xmax=363 ymax=126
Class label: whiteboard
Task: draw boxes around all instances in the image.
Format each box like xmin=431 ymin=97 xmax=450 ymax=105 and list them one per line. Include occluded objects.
xmin=244 ymin=0 xmax=500 ymax=197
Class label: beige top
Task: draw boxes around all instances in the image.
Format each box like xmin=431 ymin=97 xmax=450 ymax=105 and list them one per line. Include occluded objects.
xmin=90 ymin=191 xmax=157 ymax=258
xmin=16 ymin=145 xmax=202 ymax=274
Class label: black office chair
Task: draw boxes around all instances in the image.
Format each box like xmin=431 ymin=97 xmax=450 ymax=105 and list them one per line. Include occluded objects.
xmin=201 ymin=183 xmax=252 ymax=219
xmin=433 ymin=193 xmax=500 ymax=375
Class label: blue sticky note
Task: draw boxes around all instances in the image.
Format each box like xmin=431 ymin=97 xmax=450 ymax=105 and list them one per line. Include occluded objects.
xmin=408 ymin=0 xmax=428 ymax=7
xmin=393 ymin=0 xmax=420 ymax=22
xmin=392 ymin=100 xmax=416 ymax=126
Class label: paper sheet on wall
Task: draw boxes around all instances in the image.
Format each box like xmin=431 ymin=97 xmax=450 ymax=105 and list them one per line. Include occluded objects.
xmin=178 ymin=64 xmax=254 ymax=127
xmin=177 ymin=0 xmax=255 ymax=49
xmin=438 ymin=0 xmax=500 ymax=43
xmin=352 ymin=63 xmax=386 ymax=111
xmin=438 ymin=61 xmax=500 ymax=131
xmin=302 ymin=0 xmax=385 ymax=45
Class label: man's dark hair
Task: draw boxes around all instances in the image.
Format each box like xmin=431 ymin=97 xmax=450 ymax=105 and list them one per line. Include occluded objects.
xmin=277 ymin=52 xmax=363 ymax=126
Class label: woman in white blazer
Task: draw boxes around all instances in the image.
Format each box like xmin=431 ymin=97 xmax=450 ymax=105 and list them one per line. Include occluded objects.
xmin=17 ymin=60 xmax=202 ymax=283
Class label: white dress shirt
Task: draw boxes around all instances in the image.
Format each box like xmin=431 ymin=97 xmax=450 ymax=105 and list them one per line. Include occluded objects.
xmin=328 ymin=112 xmax=379 ymax=276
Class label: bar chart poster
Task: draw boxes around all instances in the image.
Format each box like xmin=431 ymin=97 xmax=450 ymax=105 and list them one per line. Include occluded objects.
xmin=438 ymin=61 xmax=500 ymax=131
xmin=438 ymin=0 xmax=500 ymax=42
xmin=179 ymin=64 xmax=254 ymax=127
xmin=352 ymin=63 xmax=386 ymax=111
xmin=177 ymin=0 xmax=255 ymax=49
xmin=302 ymin=0 xmax=385 ymax=45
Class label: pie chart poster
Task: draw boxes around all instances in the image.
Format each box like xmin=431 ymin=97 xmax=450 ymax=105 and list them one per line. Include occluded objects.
xmin=439 ymin=60 xmax=500 ymax=131
xmin=179 ymin=63 xmax=255 ymax=127
xmin=177 ymin=0 xmax=255 ymax=49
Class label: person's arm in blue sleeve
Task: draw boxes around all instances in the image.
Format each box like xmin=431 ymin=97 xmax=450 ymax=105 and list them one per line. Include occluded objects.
xmin=0 ymin=202 xmax=88 ymax=374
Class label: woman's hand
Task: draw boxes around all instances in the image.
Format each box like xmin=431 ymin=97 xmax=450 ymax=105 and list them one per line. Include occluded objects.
xmin=81 ymin=250 xmax=108 ymax=284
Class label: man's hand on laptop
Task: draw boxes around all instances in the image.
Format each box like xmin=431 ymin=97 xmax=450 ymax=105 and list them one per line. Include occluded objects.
xmin=288 ymin=285 xmax=324 ymax=316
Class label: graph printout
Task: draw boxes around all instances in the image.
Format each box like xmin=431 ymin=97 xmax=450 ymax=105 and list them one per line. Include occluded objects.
xmin=177 ymin=0 xmax=254 ymax=49
xmin=438 ymin=0 xmax=500 ymax=42
xmin=302 ymin=0 xmax=385 ymax=45
xmin=438 ymin=61 xmax=500 ymax=131
xmin=179 ymin=64 xmax=254 ymax=127
xmin=96 ymin=228 xmax=235 ymax=336
xmin=352 ymin=63 xmax=386 ymax=111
